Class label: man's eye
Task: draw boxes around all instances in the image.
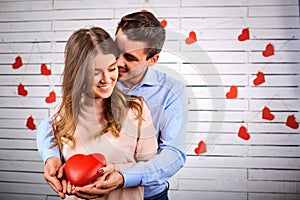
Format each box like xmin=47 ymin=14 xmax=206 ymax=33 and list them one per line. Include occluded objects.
xmin=124 ymin=54 xmax=137 ymax=61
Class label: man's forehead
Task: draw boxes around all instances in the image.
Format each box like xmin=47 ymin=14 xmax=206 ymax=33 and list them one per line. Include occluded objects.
xmin=115 ymin=30 xmax=147 ymax=53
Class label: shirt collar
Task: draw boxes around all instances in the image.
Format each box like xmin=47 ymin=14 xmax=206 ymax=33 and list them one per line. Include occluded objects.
xmin=117 ymin=67 xmax=160 ymax=91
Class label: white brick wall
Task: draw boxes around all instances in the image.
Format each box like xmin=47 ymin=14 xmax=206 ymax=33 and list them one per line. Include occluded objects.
xmin=0 ymin=0 xmax=299 ymax=199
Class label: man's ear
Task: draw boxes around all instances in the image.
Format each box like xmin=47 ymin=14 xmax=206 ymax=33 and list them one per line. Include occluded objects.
xmin=147 ymin=54 xmax=159 ymax=66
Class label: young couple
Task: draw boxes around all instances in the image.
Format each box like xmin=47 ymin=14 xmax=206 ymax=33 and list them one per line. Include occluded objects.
xmin=36 ymin=11 xmax=188 ymax=200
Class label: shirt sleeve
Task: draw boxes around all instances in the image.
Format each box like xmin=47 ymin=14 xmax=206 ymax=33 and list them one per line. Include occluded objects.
xmin=36 ymin=116 xmax=60 ymax=163
xmin=134 ymin=100 xmax=158 ymax=162
xmin=121 ymin=84 xmax=188 ymax=187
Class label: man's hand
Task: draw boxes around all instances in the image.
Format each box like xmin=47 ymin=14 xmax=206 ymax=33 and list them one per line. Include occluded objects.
xmin=44 ymin=157 xmax=66 ymax=199
xmin=72 ymin=167 xmax=124 ymax=199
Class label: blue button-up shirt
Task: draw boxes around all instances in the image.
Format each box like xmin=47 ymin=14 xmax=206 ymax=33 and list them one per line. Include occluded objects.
xmin=36 ymin=67 xmax=188 ymax=198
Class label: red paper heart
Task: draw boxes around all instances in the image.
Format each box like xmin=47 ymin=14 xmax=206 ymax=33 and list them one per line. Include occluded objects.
xmin=160 ymin=20 xmax=167 ymax=28
xmin=286 ymin=114 xmax=299 ymax=129
xmin=64 ymin=153 xmax=106 ymax=186
xmin=226 ymin=85 xmax=238 ymax=99
xmin=26 ymin=116 xmax=36 ymax=130
xmin=238 ymin=125 xmax=250 ymax=140
xmin=185 ymin=31 xmax=197 ymax=44
xmin=45 ymin=91 xmax=56 ymax=103
xmin=41 ymin=63 xmax=51 ymax=76
xmin=262 ymin=106 xmax=275 ymax=121
xmin=194 ymin=140 xmax=206 ymax=155
xmin=253 ymin=71 xmax=265 ymax=86
xmin=262 ymin=43 xmax=274 ymax=57
xmin=238 ymin=28 xmax=250 ymax=41
xmin=12 ymin=56 xmax=23 ymax=69
xmin=18 ymin=83 xmax=28 ymax=96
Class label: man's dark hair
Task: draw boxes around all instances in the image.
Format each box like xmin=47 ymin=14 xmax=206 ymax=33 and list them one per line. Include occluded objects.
xmin=116 ymin=12 xmax=166 ymax=60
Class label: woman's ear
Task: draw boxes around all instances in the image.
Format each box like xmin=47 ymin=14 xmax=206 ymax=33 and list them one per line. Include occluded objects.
xmin=147 ymin=54 xmax=159 ymax=66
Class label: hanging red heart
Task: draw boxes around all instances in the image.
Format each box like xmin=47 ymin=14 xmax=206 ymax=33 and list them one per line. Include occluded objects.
xmin=18 ymin=83 xmax=28 ymax=96
xmin=194 ymin=140 xmax=206 ymax=155
xmin=253 ymin=71 xmax=265 ymax=86
xmin=12 ymin=55 xmax=23 ymax=69
xmin=26 ymin=115 xmax=36 ymax=130
xmin=64 ymin=153 xmax=106 ymax=186
xmin=45 ymin=91 xmax=56 ymax=103
xmin=238 ymin=125 xmax=250 ymax=140
xmin=285 ymin=114 xmax=299 ymax=129
xmin=262 ymin=106 xmax=275 ymax=121
xmin=226 ymin=85 xmax=238 ymax=99
xmin=185 ymin=31 xmax=197 ymax=45
xmin=160 ymin=20 xmax=167 ymax=28
xmin=262 ymin=43 xmax=274 ymax=57
xmin=41 ymin=64 xmax=51 ymax=76
xmin=238 ymin=28 xmax=250 ymax=42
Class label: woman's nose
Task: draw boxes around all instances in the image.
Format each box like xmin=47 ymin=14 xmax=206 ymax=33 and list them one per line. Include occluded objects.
xmin=99 ymin=72 xmax=111 ymax=84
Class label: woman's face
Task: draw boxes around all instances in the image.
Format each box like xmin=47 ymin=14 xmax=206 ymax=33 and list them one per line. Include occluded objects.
xmin=93 ymin=53 xmax=118 ymax=99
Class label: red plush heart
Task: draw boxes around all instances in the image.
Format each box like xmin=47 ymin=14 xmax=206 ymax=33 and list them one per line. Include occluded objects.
xmin=238 ymin=28 xmax=249 ymax=42
xmin=262 ymin=43 xmax=274 ymax=57
xmin=286 ymin=114 xmax=299 ymax=129
xmin=262 ymin=106 xmax=275 ymax=121
xmin=238 ymin=125 xmax=250 ymax=140
xmin=12 ymin=56 xmax=23 ymax=69
xmin=45 ymin=91 xmax=56 ymax=103
xmin=160 ymin=20 xmax=167 ymax=28
xmin=26 ymin=116 xmax=36 ymax=130
xmin=185 ymin=31 xmax=197 ymax=44
xmin=194 ymin=140 xmax=206 ymax=155
xmin=253 ymin=71 xmax=265 ymax=86
xmin=18 ymin=83 xmax=28 ymax=96
xmin=226 ymin=85 xmax=238 ymax=99
xmin=64 ymin=153 xmax=106 ymax=186
xmin=41 ymin=63 xmax=51 ymax=76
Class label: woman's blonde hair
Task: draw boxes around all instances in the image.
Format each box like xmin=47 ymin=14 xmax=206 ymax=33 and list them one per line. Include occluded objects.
xmin=52 ymin=27 xmax=143 ymax=150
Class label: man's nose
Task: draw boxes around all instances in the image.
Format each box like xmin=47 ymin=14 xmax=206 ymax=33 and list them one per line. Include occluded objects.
xmin=117 ymin=55 xmax=125 ymax=67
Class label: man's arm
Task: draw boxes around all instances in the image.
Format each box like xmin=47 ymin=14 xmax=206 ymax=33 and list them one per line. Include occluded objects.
xmin=36 ymin=116 xmax=65 ymax=198
xmin=121 ymin=85 xmax=188 ymax=187
xmin=36 ymin=116 xmax=61 ymax=162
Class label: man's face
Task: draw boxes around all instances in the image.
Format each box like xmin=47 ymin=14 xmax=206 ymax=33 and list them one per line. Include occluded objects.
xmin=115 ymin=29 xmax=150 ymax=88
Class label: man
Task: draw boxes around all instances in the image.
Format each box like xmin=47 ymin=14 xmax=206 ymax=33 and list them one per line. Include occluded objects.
xmin=37 ymin=11 xmax=188 ymax=200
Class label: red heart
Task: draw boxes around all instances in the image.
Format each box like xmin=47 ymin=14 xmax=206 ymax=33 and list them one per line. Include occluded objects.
xmin=194 ymin=140 xmax=206 ymax=155
xmin=262 ymin=106 xmax=275 ymax=121
xmin=262 ymin=43 xmax=274 ymax=57
xmin=18 ymin=83 xmax=28 ymax=96
xmin=64 ymin=153 xmax=106 ymax=186
xmin=226 ymin=85 xmax=238 ymax=99
xmin=253 ymin=71 xmax=265 ymax=86
xmin=12 ymin=56 xmax=23 ymax=69
xmin=45 ymin=91 xmax=56 ymax=103
xmin=286 ymin=114 xmax=299 ymax=129
xmin=41 ymin=64 xmax=51 ymax=76
xmin=26 ymin=116 xmax=36 ymax=130
xmin=185 ymin=31 xmax=197 ymax=44
xmin=160 ymin=20 xmax=167 ymax=28
xmin=238 ymin=28 xmax=250 ymax=42
xmin=238 ymin=125 xmax=250 ymax=140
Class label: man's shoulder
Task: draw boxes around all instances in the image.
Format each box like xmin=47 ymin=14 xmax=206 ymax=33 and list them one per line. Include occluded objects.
xmin=153 ymin=69 xmax=186 ymax=91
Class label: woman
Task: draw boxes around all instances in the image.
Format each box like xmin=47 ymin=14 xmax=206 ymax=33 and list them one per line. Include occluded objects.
xmin=51 ymin=27 xmax=158 ymax=199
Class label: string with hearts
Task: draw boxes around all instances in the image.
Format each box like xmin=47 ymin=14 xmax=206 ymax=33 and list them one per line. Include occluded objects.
xmin=6 ymin=41 xmax=58 ymax=131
